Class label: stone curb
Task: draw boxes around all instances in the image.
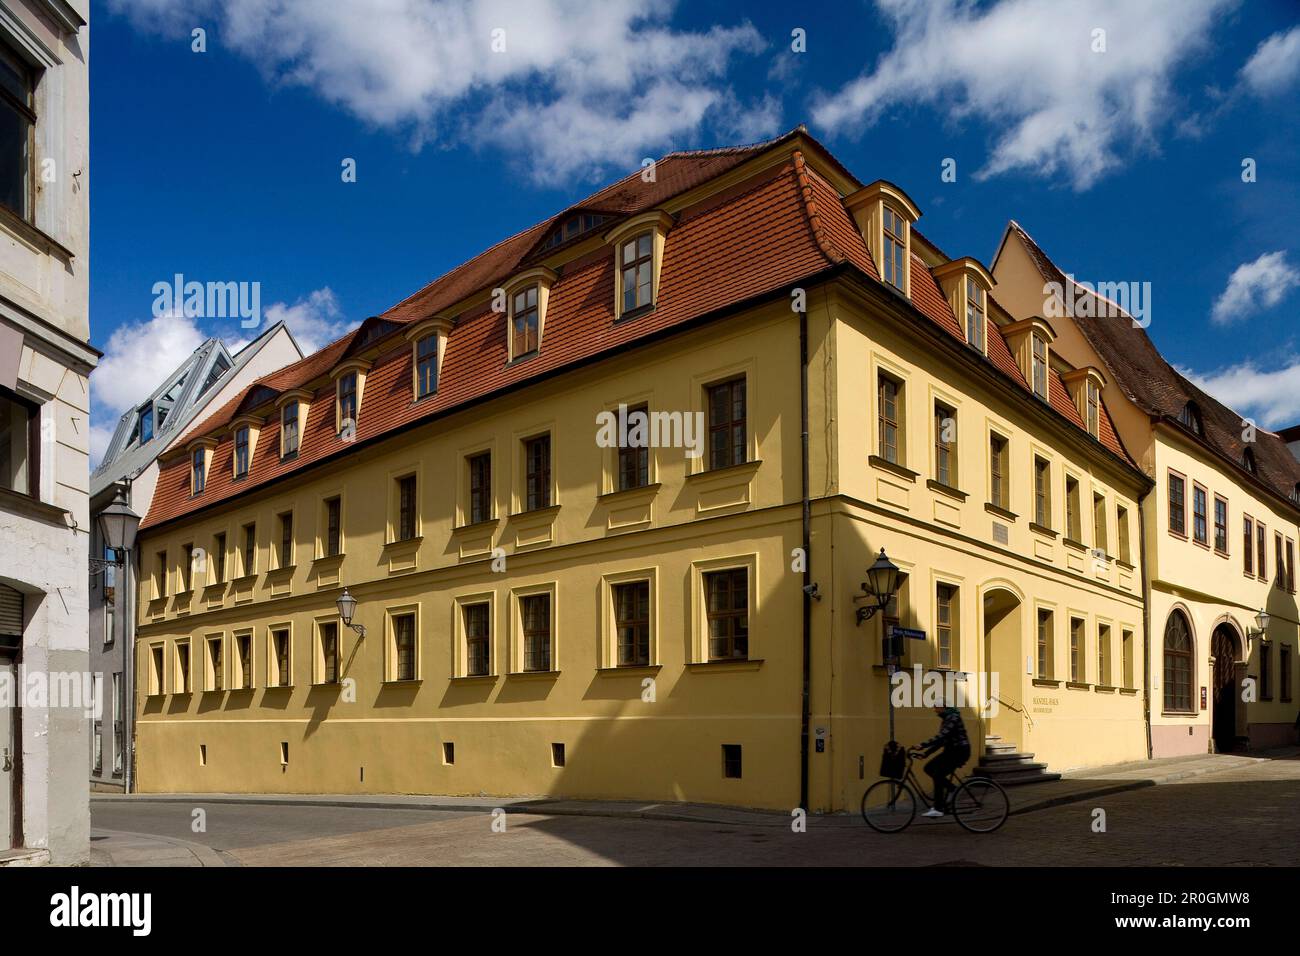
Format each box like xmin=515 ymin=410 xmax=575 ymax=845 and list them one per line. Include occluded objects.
xmin=90 ymin=827 xmax=233 ymax=867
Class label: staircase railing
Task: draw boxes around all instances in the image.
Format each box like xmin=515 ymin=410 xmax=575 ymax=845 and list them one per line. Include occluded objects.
xmin=989 ymin=695 xmax=1035 ymax=734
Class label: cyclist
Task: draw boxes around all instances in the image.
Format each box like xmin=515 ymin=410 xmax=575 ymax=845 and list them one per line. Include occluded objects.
xmin=911 ymin=704 xmax=970 ymax=818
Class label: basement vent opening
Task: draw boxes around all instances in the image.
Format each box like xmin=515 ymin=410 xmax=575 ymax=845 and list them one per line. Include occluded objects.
xmin=551 ymin=742 xmax=565 ymax=768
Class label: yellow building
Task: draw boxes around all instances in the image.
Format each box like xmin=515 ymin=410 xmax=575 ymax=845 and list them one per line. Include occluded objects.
xmin=133 ymin=129 xmax=1177 ymax=813
xmin=994 ymin=224 xmax=1300 ymax=756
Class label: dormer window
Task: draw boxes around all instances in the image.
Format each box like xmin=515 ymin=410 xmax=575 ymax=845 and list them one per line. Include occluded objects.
xmin=1292 ymin=483 xmax=1300 ymax=504
xmin=1178 ymin=402 xmax=1203 ymax=436
xmin=139 ymin=403 xmax=154 ymax=444
xmin=965 ymin=276 xmax=986 ymax=352
xmin=234 ymin=426 xmax=250 ymax=477
xmin=511 ymin=286 xmax=539 ymax=359
xmin=338 ymin=372 xmax=357 ymax=431
xmin=1085 ymin=380 xmax=1100 ymax=438
xmin=1061 ymin=366 xmax=1106 ymax=441
xmin=281 ymin=401 xmax=300 ymax=457
xmin=1243 ymin=448 xmax=1257 ymax=474
xmin=1031 ymin=333 xmax=1048 ymax=400
xmin=191 ymin=447 xmax=206 ymax=495
xmin=415 ymin=334 xmax=438 ymax=398
xmin=621 ymin=233 xmax=653 ymax=315
xmin=882 ymin=205 xmax=906 ymax=292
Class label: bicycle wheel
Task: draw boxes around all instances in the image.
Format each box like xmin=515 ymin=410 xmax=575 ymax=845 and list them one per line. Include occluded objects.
xmin=860 ymin=779 xmax=917 ymax=833
xmin=951 ymin=778 xmax=1009 ymax=833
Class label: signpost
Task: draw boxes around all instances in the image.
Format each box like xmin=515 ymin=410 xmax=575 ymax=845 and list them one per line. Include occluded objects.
xmin=884 ymin=625 xmax=926 ymax=742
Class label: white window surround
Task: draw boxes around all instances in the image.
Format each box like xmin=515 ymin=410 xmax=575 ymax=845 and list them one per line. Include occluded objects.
xmin=186 ymin=437 xmax=217 ymax=496
xmin=931 ymin=257 xmax=995 ymax=357
xmin=330 ymin=358 xmax=371 ymax=435
xmin=1060 ymin=366 xmax=1107 ymax=439
xmin=844 ymin=180 xmax=922 ymax=299
xmin=1001 ymin=316 xmax=1057 ymax=402
xmin=274 ymin=388 xmax=312 ymax=457
xmin=501 ymin=267 xmax=558 ymax=362
xmin=404 ymin=315 xmax=454 ymax=400
xmin=226 ymin=413 xmax=264 ymax=479
xmin=604 ymin=210 xmax=673 ymax=319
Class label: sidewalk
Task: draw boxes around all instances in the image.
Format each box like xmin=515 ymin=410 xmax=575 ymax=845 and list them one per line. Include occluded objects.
xmin=90 ymin=828 xmax=231 ymax=867
xmin=93 ymin=747 xmax=1296 ymax=832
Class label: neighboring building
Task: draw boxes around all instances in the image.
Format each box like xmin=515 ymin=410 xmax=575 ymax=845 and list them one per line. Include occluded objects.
xmin=88 ymin=321 xmax=301 ymax=792
xmin=0 ymin=0 xmax=92 ymax=865
xmin=130 ymin=128 xmax=1158 ymax=812
xmin=994 ymin=223 xmax=1300 ymax=756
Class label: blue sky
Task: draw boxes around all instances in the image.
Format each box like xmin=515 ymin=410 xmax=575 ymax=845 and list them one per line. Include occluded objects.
xmin=89 ymin=0 xmax=1300 ymax=461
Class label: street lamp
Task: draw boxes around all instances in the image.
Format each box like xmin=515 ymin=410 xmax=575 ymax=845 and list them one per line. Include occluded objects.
xmin=90 ymin=485 xmax=141 ymax=573
xmin=336 ymin=587 xmax=366 ymax=638
xmin=1247 ymin=607 xmax=1270 ymax=652
xmin=855 ymin=548 xmax=902 ymax=625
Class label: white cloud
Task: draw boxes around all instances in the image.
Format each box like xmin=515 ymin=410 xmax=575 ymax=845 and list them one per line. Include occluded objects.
xmin=1210 ymin=251 xmax=1300 ymax=325
xmin=106 ymin=0 xmax=768 ymax=183
xmin=1240 ymin=25 xmax=1300 ymax=96
xmin=263 ymin=287 xmax=356 ymax=354
xmin=811 ymin=0 xmax=1234 ymax=190
xmin=1183 ymin=359 xmax=1300 ymax=429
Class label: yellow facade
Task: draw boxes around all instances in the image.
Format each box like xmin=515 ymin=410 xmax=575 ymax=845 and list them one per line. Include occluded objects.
xmin=133 ymin=137 xmax=1184 ymax=813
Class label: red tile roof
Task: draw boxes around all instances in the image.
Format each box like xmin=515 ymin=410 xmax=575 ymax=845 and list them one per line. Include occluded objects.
xmin=142 ymin=137 xmax=1138 ymax=532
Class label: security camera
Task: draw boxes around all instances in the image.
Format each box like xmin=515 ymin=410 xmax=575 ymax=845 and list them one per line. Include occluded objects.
xmin=802 ymin=582 xmax=821 ymax=601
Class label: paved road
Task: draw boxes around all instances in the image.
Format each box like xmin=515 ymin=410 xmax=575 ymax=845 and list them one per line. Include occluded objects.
xmin=91 ymin=754 xmax=1300 ymax=866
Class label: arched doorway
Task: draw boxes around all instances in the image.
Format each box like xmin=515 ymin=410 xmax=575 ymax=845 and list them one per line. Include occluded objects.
xmin=1211 ymin=624 xmax=1243 ymax=753
xmin=982 ymin=587 xmax=1023 ymax=750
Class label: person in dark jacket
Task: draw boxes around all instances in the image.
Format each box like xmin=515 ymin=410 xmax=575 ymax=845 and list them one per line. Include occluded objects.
xmin=912 ymin=705 xmax=971 ymax=817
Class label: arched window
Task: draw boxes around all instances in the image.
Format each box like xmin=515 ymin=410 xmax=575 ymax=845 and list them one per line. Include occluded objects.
xmin=1177 ymin=402 xmax=1203 ymax=435
xmin=1242 ymin=448 xmax=1257 ymax=474
xmin=1163 ymin=610 xmax=1194 ymax=713
xmin=1292 ymin=482 xmax=1300 ymax=505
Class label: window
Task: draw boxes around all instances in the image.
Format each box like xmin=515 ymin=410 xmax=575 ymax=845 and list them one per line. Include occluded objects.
xmin=0 ymin=45 xmax=36 ymax=220
xmin=396 ymin=474 xmax=417 ymax=540
xmin=1097 ymin=624 xmax=1111 ymax=686
xmin=1085 ymin=380 xmax=1100 ymax=438
xmin=614 ymin=580 xmax=651 ymax=667
xmin=176 ymin=640 xmax=191 ymax=694
xmin=524 ymin=435 xmax=551 ymax=511
xmin=213 ymin=532 xmax=226 ymax=583
xmin=139 ymin=402 xmax=154 ymax=444
xmin=933 ymin=402 xmax=955 ymax=486
xmin=104 ymin=591 xmax=115 ymax=645
xmin=1276 ymin=532 xmax=1287 ymax=590
xmin=1242 ymin=448 xmax=1257 ymax=474
xmin=1162 ymin=611 xmax=1193 ymax=712
xmin=90 ymin=677 xmax=101 ymax=774
xmin=1260 ymin=642 xmax=1272 ymax=700
xmin=618 ymin=403 xmax=650 ymax=490
xmin=511 ymin=285 xmax=539 ymax=358
xmin=1192 ymin=485 xmax=1207 ymax=545
xmin=337 ymin=372 xmax=357 ymax=432
xmin=965 ymin=277 xmax=986 ymax=352
xmin=1293 ymin=483 xmax=1300 ymax=505
xmin=1178 ymin=402 xmax=1203 ymax=435
xmin=281 ymin=402 xmax=300 ymax=457
xmin=242 ymin=522 xmax=256 ymax=576
xmin=236 ymin=634 xmax=252 ymax=689
xmin=1034 ymin=457 xmax=1051 ymax=528
xmin=1122 ymin=629 xmax=1135 ymax=688
xmin=207 ymin=636 xmax=223 ymax=692
xmin=989 ymin=433 xmax=1008 ymax=510
xmin=551 ymin=742 xmax=566 ymax=768
xmin=1288 ymin=539 xmax=1296 ymax=592
xmin=112 ymin=673 xmax=123 ymax=776
xmin=1069 ymin=618 xmax=1084 ymax=682
xmin=155 ymin=550 xmax=168 ymax=599
xmin=277 ymin=511 xmax=293 ymax=568
xmin=1213 ymin=496 xmax=1227 ymax=554
xmin=1257 ymin=522 xmax=1267 ymax=580
xmin=1281 ymin=644 xmax=1292 ymax=702
xmin=1093 ymin=493 xmax=1108 ymax=554
xmin=415 ymin=335 xmax=438 ymax=398
xmin=464 ymin=603 xmax=490 ymax=677
xmin=722 ymin=744 xmax=742 ymax=779
xmin=149 ymin=645 xmax=165 ymax=696
xmin=0 ymin=387 xmax=38 ymax=496
xmin=468 ymin=452 xmax=491 ymax=524
xmin=443 ymin=742 xmax=455 ymax=765
xmin=1036 ymin=608 xmax=1053 ymax=678
xmin=1241 ymin=517 xmax=1254 ymax=575
xmin=620 ymin=233 xmax=653 ymax=314
xmin=881 ymin=205 xmax=906 ymax=291
xmin=1116 ymin=505 xmax=1130 ymax=563
xmin=936 ymin=584 xmax=957 ymax=669
xmin=271 ymin=628 xmax=291 ymax=687
xmin=878 ymin=374 xmax=902 ymax=465
xmin=392 ymin=613 xmax=417 ymax=681
xmin=705 ymin=568 xmax=749 ymax=661
xmin=707 ymin=377 xmax=747 ymax=470
xmin=1030 ymin=334 xmax=1048 ymax=399
xmin=234 ymin=426 xmax=250 ymax=477
xmin=191 ymin=448 xmax=206 ymax=495
xmin=1167 ymin=472 xmax=1185 ymax=536
xmin=181 ymin=543 xmax=194 ymax=592
xmin=324 ymin=497 xmax=341 ymax=557
xmin=521 ymin=593 xmax=552 ymax=672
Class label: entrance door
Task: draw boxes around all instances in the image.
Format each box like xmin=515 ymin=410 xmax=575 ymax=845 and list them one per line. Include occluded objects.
xmin=0 ymin=655 xmax=13 ymax=848
xmin=982 ymin=590 xmax=1023 ymax=749
xmin=1211 ymin=626 xmax=1240 ymax=753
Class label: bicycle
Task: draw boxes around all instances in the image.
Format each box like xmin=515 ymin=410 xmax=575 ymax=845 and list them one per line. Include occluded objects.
xmin=860 ymin=747 xmax=1009 ymax=833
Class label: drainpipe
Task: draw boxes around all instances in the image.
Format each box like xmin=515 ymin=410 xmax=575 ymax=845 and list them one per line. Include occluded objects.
xmin=799 ymin=306 xmax=813 ymax=811
xmin=1138 ymin=486 xmax=1153 ymax=760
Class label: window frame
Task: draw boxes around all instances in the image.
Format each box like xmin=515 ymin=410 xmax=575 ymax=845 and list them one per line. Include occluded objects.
xmin=281 ymin=401 xmax=300 ymax=458
xmin=964 ymin=276 xmax=986 ymax=353
xmin=467 ymin=451 xmax=492 ymax=524
xmin=1162 ymin=610 xmax=1194 ymax=714
xmin=706 ymin=376 xmax=747 ymax=471
xmin=1033 ymin=456 xmax=1051 ymax=529
xmin=234 ymin=425 xmax=250 ymax=478
xmin=0 ymin=42 xmax=37 ymax=223
xmin=523 ymin=434 xmax=552 ymax=511
xmin=933 ymin=401 xmax=956 ymax=488
xmin=1167 ymin=470 xmax=1186 ymax=539
xmin=704 ymin=567 xmax=750 ymax=662
xmin=881 ymin=204 xmax=907 ymax=292
xmin=1030 ymin=333 xmax=1048 ymax=399
xmin=414 ymin=333 xmax=439 ymax=399
xmin=1243 ymin=515 xmax=1254 ymax=576
xmin=1191 ymin=482 xmax=1208 ymax=547
xmin=878 ymin=372 xmax=903 ymax=466
xmin=1212 ymin=495 xmax=1228 ymax=555
xmin=988 ymin=432 xmax=1009 ymax=511
xmin=619 ymin=232 xmax=655 ymax=316
xmin=510 ymin=284 xmax=540 ymax=360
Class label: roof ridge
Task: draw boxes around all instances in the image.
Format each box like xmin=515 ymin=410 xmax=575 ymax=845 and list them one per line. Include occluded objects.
xmin=790 ymin=150 xmax=845 ymax=266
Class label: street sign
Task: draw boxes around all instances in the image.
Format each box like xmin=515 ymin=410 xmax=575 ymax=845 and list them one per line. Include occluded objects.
xmin=883 ymin=626 xmax=926 ymax=662
xmin=890 ymin=626 xmax=926 ymax=642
